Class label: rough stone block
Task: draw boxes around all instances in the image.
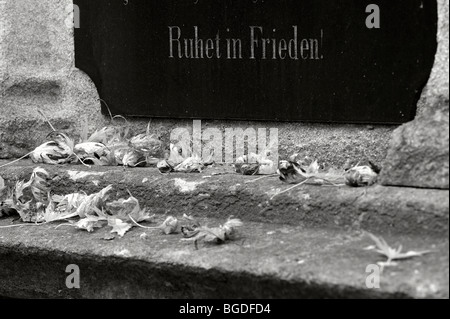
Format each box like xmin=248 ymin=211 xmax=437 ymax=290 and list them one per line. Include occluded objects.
xmin=0 ymin=0 xmax=103 ymax=159
xmin=417 ymin=0 xmax=449 ymax=116
xmin=380 ymin=0 xmax=449 ymax=189
xmin=380 ymin=104 xmax=449 ymax=189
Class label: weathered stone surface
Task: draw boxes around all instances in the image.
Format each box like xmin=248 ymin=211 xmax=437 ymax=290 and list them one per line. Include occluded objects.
xmin=0 ymin=0 xmax=103 ymax=159
xmin=0 ymin=162 xmax=448 ymax=299
xmin=380 ymin=0 xmax=449 ymax=189
xmin=380 ymin=104 xmax=449 ymax=189
xmin=0 ymin=216 xmax=448 ymax=299
xmin=127 ymin=119 xmax=395 ymax=169
xmin=1 ymin=161 xmax=448 ymax=236
xmin=417 ymin=0 xmax=449 ymax=115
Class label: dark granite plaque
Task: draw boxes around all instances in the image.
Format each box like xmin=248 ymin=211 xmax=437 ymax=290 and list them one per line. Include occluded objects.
xmin=74 ymin=0 xmax=437 ymax=124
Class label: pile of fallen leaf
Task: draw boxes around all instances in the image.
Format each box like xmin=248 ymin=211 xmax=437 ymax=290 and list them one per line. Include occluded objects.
xmin=157 ymin=144 xmax=215 ymax=174
xmin=0 ymin=110 xmax=225 ymax=175
xmin=0 ymin=168 xmax=242 ymax=247
xmin=263 ymin=154 xmax=381 ymax=200
xmin=28 ymin=118 xmax=164 ymax=168
xmin=1 ymin=169 xmax=433 ymax=267
xmin=234 ymin=152 xmax=277 ymax=176
xmin=277 ymin=154 xmax=379 ymax=187
xmin=1 ymin=110 xmax=381 ymax=188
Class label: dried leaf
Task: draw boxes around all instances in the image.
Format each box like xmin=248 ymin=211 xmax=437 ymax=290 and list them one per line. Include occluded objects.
xmin=181 ymin=214 xmax=201 ymax=237
xmin=253 ymin=152 xmax=277 ymax=175
xmin=130 ymin=215 xmax=178 ymax=235
xmin=108 ymin=218 xmax=133 ymax=238
xmin=30 ymin=141 xmax=72 ymax=165
xmin=168 ymin=144 xmax=186 ymax=165
xmin=159 ymin=216 xmax=179 ymax=235
xmin=43 ymin=196 xmax=76 ymax=223
xmin=306 ymin=160 xmax=320 ymax=175
xmin=52 ymin=192 xmax=87 ymax=216
xmin=0 ymin=176 xmax=5 ymax=192
xmin=30 ymin=132 xmax=81 ymax=165
xmin=2 ymin=168 xmax=51 ymax=222
xmin=236 ymin=163 xmax=260 ymax=175
xmin=182 ymin=217 xmax=243 ymax=248
xmin=107 ymin=192 xmax=154 ymax=223
xmin=1 ymin=177 xmax=16 ymax=218
xmin=15 ymin=200 xmax=32 ymax=222
xmin=174 ymin=155 xmax=204 ymax=173
xmin=182 ymin=214 xmax=201 ymax=226
xmin=366 ymin=232 xmax=433 ymax=266
xmin=157 ymin=160 xmax=175 ymax=174
xmin=257 ymin=160 xmax=276 ymax=175
xmin=88 ymin=126 xmax=117 ymax=144
xmin=201 ymin=227 xmax=227 ymax=242
xmin=75 ymin=185 xmax=113 ymax=218
xmin=122 ymin=149 xmax=147 ymax=167
xmin=277 ymin=160 xmax=308 ymax=184
xmin=235 ymin=155 xmax=259 ymax=175
xmin=222 ymin=218 xmax=244 ymax=237
xmin=345 ymin=165 xmax=378 ymax=187
xmin=69 ymin=216 xmax=106 ymax=233
xmin=109 ymin=144 xmax=129 ymax=164
xmin=29 ymin=167 xmax=50 ymax=202
xmin=74 ymin=142 xmax=108 ymax=160
xmin=84 ymin=151 xmax=117 ymax=166
xmin=48 ymin=132 xmax=75 ymax=155
xmin=158 ymin=151 xmax=211 ymax=174
xmin=235 ymin=153 xmax=276 ymax=176
xmin=129 ymin=134 xmax=162 ymax=157
xmin=14 ymin=179 xmax=31 ymax=201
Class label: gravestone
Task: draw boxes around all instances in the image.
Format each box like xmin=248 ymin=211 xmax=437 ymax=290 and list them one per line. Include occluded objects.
xmin=0 ymin=0 xmax=103 ymax=159
xmin=73 ymin=0 xmax=437 ymax=124
xmin=380 ymin=0 xmax=449 ymax=190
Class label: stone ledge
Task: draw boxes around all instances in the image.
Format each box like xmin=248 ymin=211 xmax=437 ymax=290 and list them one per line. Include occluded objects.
xmin=0 ymin=217 xmax=448 ymax=299
xmin=0 ymin=161 xmax=448 ymax=299
xmin=1 ymin=161 xmax=449 ymax=236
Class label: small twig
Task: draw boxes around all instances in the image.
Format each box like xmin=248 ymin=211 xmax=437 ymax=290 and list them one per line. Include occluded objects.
xmin=128 ymin=215 xmax=159 ymax=230
xmin=323 ymin=177 xmax=346 ymax=186
xmin=54 ymin=223 xmax=74 ymax=230
xmin=0 ymin=151 xmax=35 ymax=169
xmin=100 ymin=99 xmax=114 ymax=123
xmin=0 ymin=221 xmax=50 ymax=229
xmin=131 ymin=161 xmax=147 ymax=168
xmin=37 ymin=110 xmax=56 ymax=132
xmin=146 ymin=119 xmax=153 ymax=136
xmin=270 ymin=178 xmax=312 ymax=200
xmin=245 ymin=174 xmax=278 ymax=184
xmin=112 ymin=115 xmax=129 ymax=124
xmin=73 ymin=153 xmax=91 ymax=168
